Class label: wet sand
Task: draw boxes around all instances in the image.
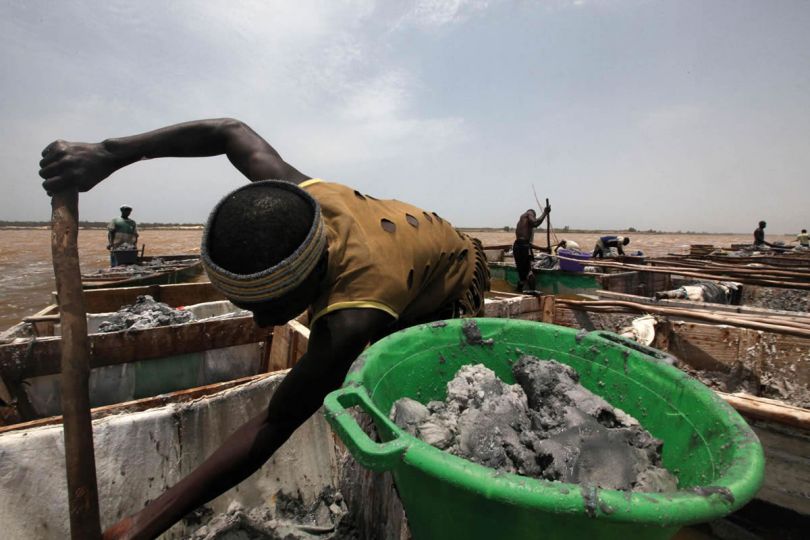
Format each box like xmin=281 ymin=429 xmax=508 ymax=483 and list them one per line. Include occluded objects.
xmin=0 ymin=228 xmax=766 ymax=331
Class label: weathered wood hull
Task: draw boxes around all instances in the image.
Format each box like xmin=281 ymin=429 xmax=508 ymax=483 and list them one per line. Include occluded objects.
xmin=0 ymin=284 xmax=271 ymax=422
xmin=488 ymin=262 xmax=670 ymax=297
xmin=81 ymin=255 xmax=204 ymax=289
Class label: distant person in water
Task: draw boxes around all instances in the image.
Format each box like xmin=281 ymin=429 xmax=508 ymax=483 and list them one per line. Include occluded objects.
xmin=107 ymin=204 xmax=138 ymax=266
xmin=513 ymin=205 xmax=550 ymax=291
xmin=796 ymin=229 xmax=809 ymax=248
xmin=592 ymin=235 xmax=630 ymax=258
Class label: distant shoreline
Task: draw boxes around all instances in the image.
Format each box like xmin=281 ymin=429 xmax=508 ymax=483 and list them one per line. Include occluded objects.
xmin=0 ymin=223 xmax=203 ymax=230
xmin=0 ymin=223 xmax=782 ymax=236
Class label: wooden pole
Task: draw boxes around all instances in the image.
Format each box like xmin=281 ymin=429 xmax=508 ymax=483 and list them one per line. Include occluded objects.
xmin=545 ymin=197 xmax=551 ymax=254
xmin=51 ymin=188 xmax=102 ymax=540
xmin=558 ymin=298 xmax=810 ymax=338
xmin=558 ymin=255 xmax=810 ymax=290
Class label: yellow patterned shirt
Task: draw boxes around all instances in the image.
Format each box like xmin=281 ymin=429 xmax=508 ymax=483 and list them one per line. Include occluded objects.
xmin=302 ymin=179 xmax=487 ymax=325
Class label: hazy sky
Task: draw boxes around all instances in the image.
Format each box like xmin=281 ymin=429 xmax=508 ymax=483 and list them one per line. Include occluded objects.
xmin=1 ymin=0 xmax=808 ymax=232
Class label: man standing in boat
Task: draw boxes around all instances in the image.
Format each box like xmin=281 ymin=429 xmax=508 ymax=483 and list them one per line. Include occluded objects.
xmin=107 ymin=204 xmax=138 ymax=266
xmin=513 ymin=206 xmax=550 ymax=292
xmin=37 ymin=118 xmax=490 ymax=540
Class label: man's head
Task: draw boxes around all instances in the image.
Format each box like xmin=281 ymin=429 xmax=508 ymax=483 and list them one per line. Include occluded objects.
xmin=803 ymin=229 xmax=807 ymax=234
xmin=526 ymin=209 xmax=536 ymax=218
xmin=622 ymin=237 xmax=631 ymax=246
xmin=559 ymin=240 xmax=567 ymax=248
xmin=759 ymin=221 xmax=766 ymax=229
xmin=201 ymin=180 xmax=328 ymax=327
xmin=120 ymin=205 xmax=132 ymax=218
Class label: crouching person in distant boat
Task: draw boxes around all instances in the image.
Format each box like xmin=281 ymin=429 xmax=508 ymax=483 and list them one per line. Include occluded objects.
xmin=554 ymin=239 xmax=581 ymax=254
xmin=37 ymin=118 xmax=490 ymax=540
xmin=654 ymin=281 xmax=741 ymax=305
xmin=592 ymin=235 xmax=630 ymax=258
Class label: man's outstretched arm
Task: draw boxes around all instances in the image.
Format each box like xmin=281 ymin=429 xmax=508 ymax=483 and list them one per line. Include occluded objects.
xmin=531 ymin=206 xmax=550 ymax=228
xmin=103 ymin=308 xmax=393 ymax=540
xmin=38 ymin=119 xmax=309 ymax=194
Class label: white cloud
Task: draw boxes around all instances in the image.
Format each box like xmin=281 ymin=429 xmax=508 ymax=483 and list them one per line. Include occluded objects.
xmin=405 ymin=0 xmax=493 ymax=27
xmin=639 ymin=105 xmax=704 ymax=134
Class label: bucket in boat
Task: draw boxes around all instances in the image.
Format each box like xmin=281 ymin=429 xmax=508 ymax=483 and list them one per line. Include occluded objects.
xmin=324 ymin=318 xmax=764 ymax=540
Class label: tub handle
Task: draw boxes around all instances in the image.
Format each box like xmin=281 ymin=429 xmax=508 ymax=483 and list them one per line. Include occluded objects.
xmin=323 ymin=386 xmax=408 ymax=471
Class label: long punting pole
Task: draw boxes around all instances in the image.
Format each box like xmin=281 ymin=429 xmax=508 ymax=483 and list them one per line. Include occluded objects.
xmin=545 ymin=197 xmax=551 ymax=254
xmin=51 ymin=188 xmax=102 ymax=539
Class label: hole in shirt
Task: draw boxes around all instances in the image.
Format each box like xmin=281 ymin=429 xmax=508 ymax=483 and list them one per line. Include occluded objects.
xmin=366 ymin=194 xmax=379 ymax=201
xmin=407 ymin=269 xmax=414 ymax=289
xmin=457 ymin=249 xmax=469 ymax=261
xmin=421 ymin=264 xmax=431 ymax=284
xmin=422 ymin=211 xmax=433 ymax=223
xmin=448 ymin=252 xmax=455 ymax=263
xmin=405 ymin=213 xmax=419 ymax=228
xmin=353 ymin=190 xmax=366 ymax=200
xmin=381 ymin=218 xmax=396 ymax=233
xmin=431 ymin=212 xmax=443 ymax=224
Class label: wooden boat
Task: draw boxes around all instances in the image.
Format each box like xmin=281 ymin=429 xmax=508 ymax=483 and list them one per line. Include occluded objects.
xmin=0 ymin=282 xmax=270 ymax=423
xmin=1 ymin=304 xmax=805 ymax=539
xmin=2 ymin=274 xmax=808 ymax=515
xmin=80 ymin=254 xmax=204 ymax=289
xmin=485 ymin=244 xmax=669 ymax=297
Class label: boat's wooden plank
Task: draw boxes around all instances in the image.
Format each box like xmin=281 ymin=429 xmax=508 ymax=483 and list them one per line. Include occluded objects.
xmin=551 ymin=303 xmax=633 ymax=332
xmin=267 ymin=320 xmax=310 ymax=372
xmin=483 ymin=295 xmax=543 ymax=320
xmin=0 ymin=317 xmax=270 ymax=380
xmin=596 ymin=290 xmax=810 ymax=321
xmin=0 ymin=371 xmax=274 ymax=433
xmin=58 ymin=281 xmax=223 ymax=313
xmin=745 ymin=419 xmax=810 ymax=515
xmin=597 ymin=270 xmax=671 ymax=296
xmin=659 ymin=321 xmax=743 ymax=372
xmin=720 ymin=393 xmax=810 ymax=430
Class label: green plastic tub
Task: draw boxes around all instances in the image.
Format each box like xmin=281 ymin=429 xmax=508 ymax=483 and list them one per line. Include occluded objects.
xmin=324 ymin=318 xmax=764 ymax=540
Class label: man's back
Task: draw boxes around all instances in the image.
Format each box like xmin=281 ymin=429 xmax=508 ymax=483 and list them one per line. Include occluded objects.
xmin=753 ymin=227 xmax=765 ymax=245
xmin=304 ymin=180 xmax=486 ymax=325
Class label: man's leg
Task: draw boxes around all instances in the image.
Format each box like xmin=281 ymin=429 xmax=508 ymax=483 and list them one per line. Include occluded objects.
xmin=513 ymin=241 xmax=530 ymax=291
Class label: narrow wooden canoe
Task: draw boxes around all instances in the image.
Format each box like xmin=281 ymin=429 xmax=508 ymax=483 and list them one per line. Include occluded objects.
xmin=81 ymin=254 xmax=204 ymax=289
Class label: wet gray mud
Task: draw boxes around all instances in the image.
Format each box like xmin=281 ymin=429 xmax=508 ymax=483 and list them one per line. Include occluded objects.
xmin=97 ymin=294 xmax=194 ymax=332
xmin=682 ymin=361 xmax=810 ymax=409
xmin=741 ymin=287 xmax=810 ymax=313
xmin=391 ymin=356 xmax=678 ymax=492
xmin=461 ymin=319 xmax=493 ymax=346
xmin=188 ymin=488 xmax=358 ymax=539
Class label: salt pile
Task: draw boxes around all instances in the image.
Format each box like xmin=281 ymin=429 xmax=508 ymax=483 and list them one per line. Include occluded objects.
xmin=390 ymin=356 xmax=678 ymax=492
xmin=189 ymin=489 xmax=357 ymax=540
xmin=97 ymin=295 xmax=195 ymax=333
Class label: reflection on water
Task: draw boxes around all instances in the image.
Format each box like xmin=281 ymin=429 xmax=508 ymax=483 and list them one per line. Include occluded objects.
xmin=0 ymin=229 xmax=759 ymax=331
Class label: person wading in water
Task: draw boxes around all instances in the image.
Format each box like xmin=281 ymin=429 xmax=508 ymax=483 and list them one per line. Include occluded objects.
xmin=38 ymin=118 xmax=490 ymax=540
